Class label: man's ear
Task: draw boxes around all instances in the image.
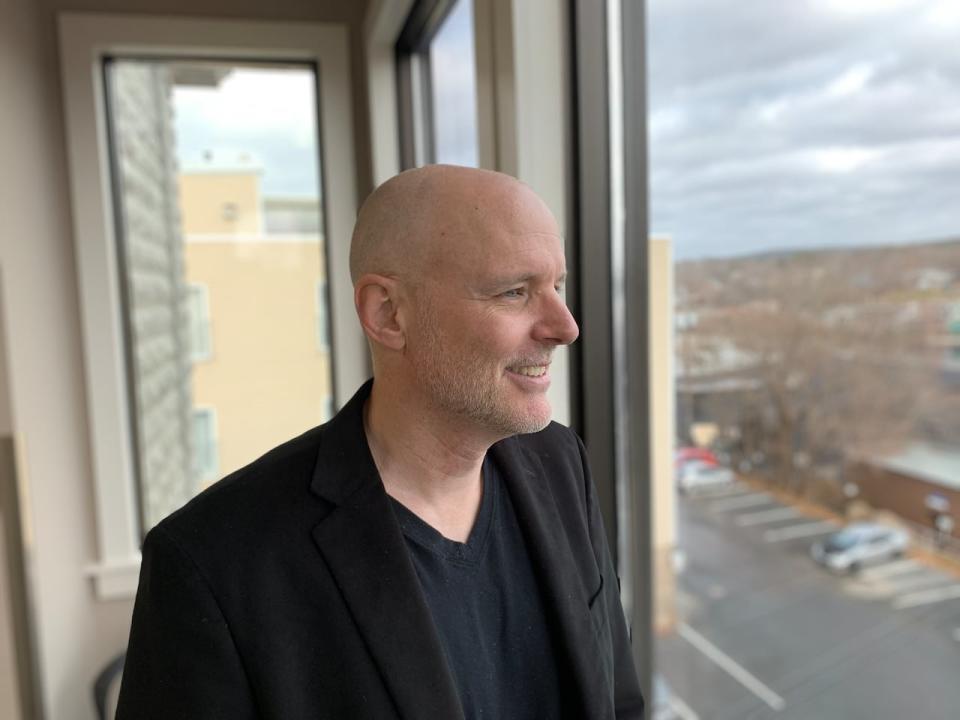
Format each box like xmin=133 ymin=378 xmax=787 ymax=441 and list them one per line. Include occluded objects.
xmin=354 ymin=274 xmax=406 ymax=351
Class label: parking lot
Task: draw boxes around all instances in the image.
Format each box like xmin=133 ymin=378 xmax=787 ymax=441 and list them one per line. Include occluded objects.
xmin=656 ymin=481 xmax=960 ymax=720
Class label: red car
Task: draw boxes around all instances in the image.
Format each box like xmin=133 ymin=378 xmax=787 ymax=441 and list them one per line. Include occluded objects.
xmin=674 ymin=447 xmax=719 ymax=468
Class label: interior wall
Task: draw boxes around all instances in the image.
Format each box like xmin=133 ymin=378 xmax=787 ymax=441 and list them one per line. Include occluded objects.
xmin=0 ymin=274 xmax=23 ymax=720
xmin=1 ymin=1 xmax=143 ymax=717
xmin=1 ymin=1 xmax=372 ymax=718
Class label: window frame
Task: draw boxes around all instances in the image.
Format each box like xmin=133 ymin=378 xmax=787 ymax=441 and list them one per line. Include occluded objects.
xmin=570 ymin=0 xmax=653 ymax=699
xmin=59 ymin=13 xmax=364 ymax=599
xmin=316 ymin=279 xmax=331 ymax=352
xmin=395 ymin=0 xmax=462 ymax=168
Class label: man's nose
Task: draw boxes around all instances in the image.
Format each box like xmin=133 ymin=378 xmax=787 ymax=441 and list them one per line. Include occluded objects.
xmin=534 ymin=291 xmax=580 ymax=346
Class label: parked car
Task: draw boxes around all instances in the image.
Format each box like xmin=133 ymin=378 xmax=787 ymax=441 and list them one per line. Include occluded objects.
xmin=810 ymin=522 xmax=909 ymax=574
xmin=675 ymin=446 xmax=719 ymax=469
xmin=676 ymin=460 xmax=735 ymax=494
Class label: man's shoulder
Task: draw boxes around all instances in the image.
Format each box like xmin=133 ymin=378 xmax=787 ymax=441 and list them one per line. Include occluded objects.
xmin=150 ymin=422 xmax=329 ymax=551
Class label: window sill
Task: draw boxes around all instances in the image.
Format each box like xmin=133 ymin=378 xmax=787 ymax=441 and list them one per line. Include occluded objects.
xmin=85 ymin=556 xmax=141 ymax=600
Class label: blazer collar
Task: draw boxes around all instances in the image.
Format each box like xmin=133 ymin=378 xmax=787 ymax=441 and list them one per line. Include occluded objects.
xmin=309 ymin=378 xmax=379 ymax=506
xmin=309 ymin=379 xmax=464 ymax=720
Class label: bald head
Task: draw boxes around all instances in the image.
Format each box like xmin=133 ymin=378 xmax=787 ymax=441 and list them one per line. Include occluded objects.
xmin=349 ymin=165 xmax=556 ymax=285
xmin=351 ymin=164 xmax=576 ymax=439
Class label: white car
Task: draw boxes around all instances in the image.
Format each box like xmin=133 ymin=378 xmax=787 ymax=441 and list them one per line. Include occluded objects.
xmin=676 ymin=460 xmax=735 ymax=494
xmin=810 ymin=523 xmax=909 ymax=574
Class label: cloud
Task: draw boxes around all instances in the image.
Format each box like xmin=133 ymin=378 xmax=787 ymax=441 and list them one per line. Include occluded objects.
xmin=811 ymin=147 xmax=877 ymax=173
xmin=649 ymin=0 xmax=960 ymax=259
xmin=825 ymin=63 xmax=875 ymax=97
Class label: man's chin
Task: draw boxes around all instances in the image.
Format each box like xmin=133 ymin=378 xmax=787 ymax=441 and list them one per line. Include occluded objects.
xmin=502 ymin=399 xmax=553 ymax=435
xmin=517 ymin=416 xmax=552 ymax=435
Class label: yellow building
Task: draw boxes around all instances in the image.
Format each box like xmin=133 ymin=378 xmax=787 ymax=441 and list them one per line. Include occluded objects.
xmin=179 ymin=167 xmax=332 ymax=485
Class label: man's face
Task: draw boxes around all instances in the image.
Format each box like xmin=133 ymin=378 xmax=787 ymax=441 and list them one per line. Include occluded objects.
xmin=406 ymin=194 xmax=579 ymax=437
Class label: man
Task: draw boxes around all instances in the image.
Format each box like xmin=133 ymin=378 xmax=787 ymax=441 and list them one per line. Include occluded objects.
xmin=116 ymin=166 xmax=644 ymax=719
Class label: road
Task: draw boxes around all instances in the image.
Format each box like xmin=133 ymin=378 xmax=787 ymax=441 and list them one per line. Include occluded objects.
xmin=656 ymin=482 xmax=960 ymax=720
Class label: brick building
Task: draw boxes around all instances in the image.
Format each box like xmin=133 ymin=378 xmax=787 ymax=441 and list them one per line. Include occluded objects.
xmin=852 ymin=442 xmax=959 ymax=541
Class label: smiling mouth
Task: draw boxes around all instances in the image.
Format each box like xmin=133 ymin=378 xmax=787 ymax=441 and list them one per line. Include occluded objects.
xmin=508 ymin=365 xmax=549 ymax=378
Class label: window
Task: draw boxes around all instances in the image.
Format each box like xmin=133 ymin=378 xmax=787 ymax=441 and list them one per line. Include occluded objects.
xmin=396 ymin=0 xmax=480 ymax=168
xmin=649 ymin=1 xmax=960 ymax=717
xmin=187 ymin=283 xmax=212 ymax=362
xmin=60 ymin=15 xmax=364 ymax=598
xmin=429 ymin=0 xmax=479 ymax=166
xmin=191 ymin=407 xmax=219 ymax=485
xmin=104 ymin=58 xmax=335 ymax=533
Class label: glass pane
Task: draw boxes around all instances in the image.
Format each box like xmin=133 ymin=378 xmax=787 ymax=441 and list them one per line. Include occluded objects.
xmin=104 ymin=60 xmax=334 ymax=533
xmin=430 ymin=0 xmax=480 ymax=166
xmin=648 ymin=2 xmax=960 ymax=718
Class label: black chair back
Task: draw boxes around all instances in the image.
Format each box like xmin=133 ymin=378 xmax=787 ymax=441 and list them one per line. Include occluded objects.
xmin=93 ymin=653 xmax=125 ymax=720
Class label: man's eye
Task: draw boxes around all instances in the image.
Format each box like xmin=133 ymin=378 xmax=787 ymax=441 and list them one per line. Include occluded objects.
xmin=501 ymin=288 xmax=525 ymax=298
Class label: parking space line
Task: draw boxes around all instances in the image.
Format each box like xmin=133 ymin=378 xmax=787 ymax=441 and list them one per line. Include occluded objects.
xmin=708 ymin=494 xmax=774 ymax=513
xmin=892 ymin=584 xmax=960 ymax=610
xmin=886 ymin=572 xmax=952 ymax=595
xmin=763 ymin=520 xmax=837 ymax=543
xmin=735 ymin=507 xmax=800 ymax=527
xmin=858 ymin=559 xmax=920 ymax=581
xmin=677 ymin=622 xmax=786 ymax=712
xmin=668 ymin=694 xmax=701 ymax=720
xmin=687 ymin=482 xmax=751 ymax=499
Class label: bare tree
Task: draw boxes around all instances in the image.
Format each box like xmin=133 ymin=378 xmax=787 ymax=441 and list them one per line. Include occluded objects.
xmin=677 ymin=242 xmax=948 ymax=494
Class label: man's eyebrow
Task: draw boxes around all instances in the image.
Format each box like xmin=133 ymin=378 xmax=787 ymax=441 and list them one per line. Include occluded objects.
xmin=482 ymin=272 xmax=568 ymax=291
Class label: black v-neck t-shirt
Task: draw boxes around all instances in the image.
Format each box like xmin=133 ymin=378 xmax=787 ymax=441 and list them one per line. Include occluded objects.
xmin=389 ymin=459 xmax=569 ymax=720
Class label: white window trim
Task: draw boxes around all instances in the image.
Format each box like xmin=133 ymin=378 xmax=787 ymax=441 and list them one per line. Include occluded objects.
xmin=364 ymin=0 xmax=415 ymax=184
xmin=59 ymin=13 xmax=365 ymax=599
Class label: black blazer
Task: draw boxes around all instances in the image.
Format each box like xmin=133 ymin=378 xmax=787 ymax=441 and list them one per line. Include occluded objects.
xmin=116 ymin=381 xmax=645 ymax=719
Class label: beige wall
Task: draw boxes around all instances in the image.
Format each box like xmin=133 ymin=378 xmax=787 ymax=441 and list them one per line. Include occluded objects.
xmin=649 ymin=236 xmax=677 ymax=634
xmin=179 ymin=172 xmax=263 ymax=235
xmin=1 ymin=1 xmax=371 ymax=718
xmin=181 ymin=172 xmax=333 ymax=479
xmin=186 ymin=241 xmax=332 ymax=479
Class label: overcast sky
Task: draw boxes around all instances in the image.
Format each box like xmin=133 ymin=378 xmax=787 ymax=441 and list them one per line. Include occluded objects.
xmin=649 ymin=0 xmax=960 ymax=260
xmin=430 ymin=0 xmax=480 ymax=167
xmin=169 ymin=0 xmax=960 ymax=260
xmin=172 ymin=66 xmax=320 ymax=198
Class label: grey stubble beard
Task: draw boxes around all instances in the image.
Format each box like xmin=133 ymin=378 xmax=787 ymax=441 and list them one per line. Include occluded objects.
xmin=412 ymin=300 xmax=551 ymax=437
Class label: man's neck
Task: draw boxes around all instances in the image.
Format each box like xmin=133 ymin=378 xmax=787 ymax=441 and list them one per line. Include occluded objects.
xmin=363 ymin=380 xmax=496 ymax=542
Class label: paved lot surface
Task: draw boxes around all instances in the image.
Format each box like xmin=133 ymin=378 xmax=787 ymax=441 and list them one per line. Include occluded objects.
xmin=656 ymin=482 xmax=960 ymax=720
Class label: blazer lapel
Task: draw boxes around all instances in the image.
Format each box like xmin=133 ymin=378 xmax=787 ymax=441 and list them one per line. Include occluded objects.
xmin=491 ymin=436 xmax=612 ymax=718
xmin=309 ymin=382 xmax=464 ymax=720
